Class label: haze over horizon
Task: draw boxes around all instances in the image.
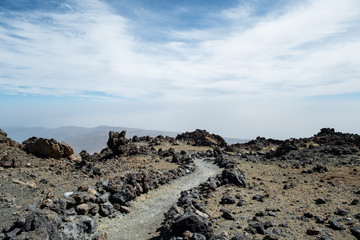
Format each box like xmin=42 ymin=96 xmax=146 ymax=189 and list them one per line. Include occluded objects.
xmin=1 ymin=0 xmax=359 ymax=140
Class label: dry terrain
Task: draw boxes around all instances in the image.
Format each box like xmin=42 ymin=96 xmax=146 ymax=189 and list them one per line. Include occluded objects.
xmin=0 ymin=128 xmax=359 ymax=240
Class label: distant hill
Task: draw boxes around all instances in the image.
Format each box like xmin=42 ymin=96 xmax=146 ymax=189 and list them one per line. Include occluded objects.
xmin=3 ymin=126 xmax=249 ymax=154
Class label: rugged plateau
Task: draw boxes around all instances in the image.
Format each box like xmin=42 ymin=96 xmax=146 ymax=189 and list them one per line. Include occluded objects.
xmin=0 ymin=128 xmax=359 ymax=240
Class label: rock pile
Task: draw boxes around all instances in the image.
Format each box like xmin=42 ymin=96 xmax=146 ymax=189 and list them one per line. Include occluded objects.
xmin=230 ymin=128 xmax=360 ymax=165
xmin=176 ymin=129 xmax=227 ymax=148
xmin=163 ymin=148 xmax=247 ymax=239
xmin=106 ymin=131 xmax=159 ymax=156
xmin=0 ymin=129 xmax=19 ymax=147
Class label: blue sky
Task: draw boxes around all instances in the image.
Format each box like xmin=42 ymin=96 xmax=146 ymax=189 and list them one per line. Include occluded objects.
xmin=0 ymin=0 xmax=359 ymax=139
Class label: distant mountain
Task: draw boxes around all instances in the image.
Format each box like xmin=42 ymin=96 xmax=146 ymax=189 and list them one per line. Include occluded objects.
xmin=223 ymin=137 xmax=249 ymax=145
xmin=3 ymin=126 xmax=249 ymax=154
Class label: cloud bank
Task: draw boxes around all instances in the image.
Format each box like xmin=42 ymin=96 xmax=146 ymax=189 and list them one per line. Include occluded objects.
xmin=0 ymin=0 xmax=359 ymax=139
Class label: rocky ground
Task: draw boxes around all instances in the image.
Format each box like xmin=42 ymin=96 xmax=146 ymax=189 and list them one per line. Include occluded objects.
xmin=160 ymin=128 xmax=360 ymax=240
xmin=0 ymin=128 xmax=359 ymax=240
xmin=0 ymin=129 xmax=214 ymax=239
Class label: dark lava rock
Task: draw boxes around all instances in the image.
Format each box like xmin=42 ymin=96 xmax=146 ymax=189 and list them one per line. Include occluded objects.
xmin=328 ymin=219 xmax=346 ymax=230
xmin=171 ymin=212 xmax=212 ymax=238
xmin=272 ymin=139 xmax=298 ymax=157
xmin=315 ymin=198 xmax=327 ymax=204
xmin=221 ymin=209 xmax=236 ymax=220
xmin=220 ymin=196 xmax=236 ymax=204
xmin=252 ymin=194 xmax=265 ymax=202
xmin=306 ymin=228 xmax=321 ymax=235
xmin=176 ymin=129 xmax=227 ymax=147
xmin=110 ymin=189 xmax=135 ymax=204
xmin=209 ymin=235 xmax=228 ymax=240
xmin=106 ymin=130 xmax=141 ymax=155
xmin=315 ymin=216 xmax=325 ymax=223
xmin=312 ymin=165 xmax=329 ymax=173
xmin=221 ymin=169 xmax=246 ymax=187
xmin=334 ymin=207 xmax=348 ymax=216
xmin=5 ymin=211 xmax=62 ymax=240
xmin=263 ymin=221 xmax=275 ymax=229
xmin=249 ymin=222 xmax=266 ymax=235
xmin=350 ymin=227 xmax=360 ymax=239
xmin=107 ymin=131 xmax=128 ymax=150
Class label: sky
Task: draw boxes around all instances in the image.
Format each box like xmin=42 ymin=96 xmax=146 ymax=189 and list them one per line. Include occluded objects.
xmin=0 ymin=0 xmax=359 ymax=139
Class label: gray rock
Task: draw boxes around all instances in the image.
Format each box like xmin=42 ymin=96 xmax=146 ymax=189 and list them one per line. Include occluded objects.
xmin=6 ymin=228 xmax=21 ymax=239
xmin=319 ymin=235 xmax=334 ymax=240
xmin=222 ymin=169 xmax=246 ymax=187
xmin=191 ymin=233 xmax=206 ymax=240
xmin=249 ymin=222 xmax=266 ymax=235
xmin=99 ymin=202 xmax=115 ymax=217
xmin=328 ymin=220 xmax=346 ymax=230
xmin=171 ymin=212 xmax=212 ymax=238
xmin=220 ymin=196 xmax=236 ymax=204
xmin=209 ymin=235 xmax=228 ymax=240
xmin=96 ymin=193 xmax=110 ymax=204
xmin=18 ymin=211 xmax=62 ymax=240
xmin=334 ymin=207 xmax=348 ymax=216
xmin=230 ymin=234 xmax=252 ymax=240
xmin=110 ymin=189 xmax=135 ymax=204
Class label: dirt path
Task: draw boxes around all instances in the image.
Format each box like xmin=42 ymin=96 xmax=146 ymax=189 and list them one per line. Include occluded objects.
xmin=98 ymin=158 xmax=220 ymax=240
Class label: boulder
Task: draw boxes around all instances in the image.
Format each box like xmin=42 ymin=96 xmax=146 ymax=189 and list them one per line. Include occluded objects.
xmin=171 ymin=212 xmax=212 ymax=238
xmin=110 ymin=189 xmax=136 ymax=204
xmin=107 ymin=131 xmax=128 ymax=153
xmin=221 ymin=169 xmax=246 ymax=187
xmin=61 ymin=216 xmax=98 ymax=240
xmin=99 ymin=202 xmax=115 ymax=217
xmin=23 ymin=137 xmax=74 ymax=158
xmin=62 ymin=141 xmax=74 ymax=157
xmin=0 ymin=152 xmax=18 ymax=168
xmin=176 ymin=129 xmax=227 ymax=147
xmin=76 ymin=204 xmax=89 ymax=215
xmin=5 ymin=211 xmax=62 ymax=240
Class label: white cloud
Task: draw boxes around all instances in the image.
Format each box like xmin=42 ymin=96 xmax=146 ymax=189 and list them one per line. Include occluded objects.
xmin=0 ymin=0 xmax=360 ymax=138
xmin=220 ymin=4 xmax=251 ymax=20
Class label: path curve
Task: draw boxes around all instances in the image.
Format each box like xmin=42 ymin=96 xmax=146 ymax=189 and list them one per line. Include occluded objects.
xmin=98 ymin=158 xmax=220 ymax=240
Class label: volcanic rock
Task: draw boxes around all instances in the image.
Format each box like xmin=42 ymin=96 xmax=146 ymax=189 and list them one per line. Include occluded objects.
xmin=176 ymin=129 xmax=227 ymax=147
xmin=221 ymin=169 xmax=246 ymax=187
xmin=22 ymin=137 xmax=74 ymax=158
xmin=171 ymin=212 xmax=213 ymax=238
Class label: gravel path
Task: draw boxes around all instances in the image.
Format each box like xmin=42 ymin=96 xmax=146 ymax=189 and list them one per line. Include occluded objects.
xmin=98 ymin=158 xmax=220 ymax=240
